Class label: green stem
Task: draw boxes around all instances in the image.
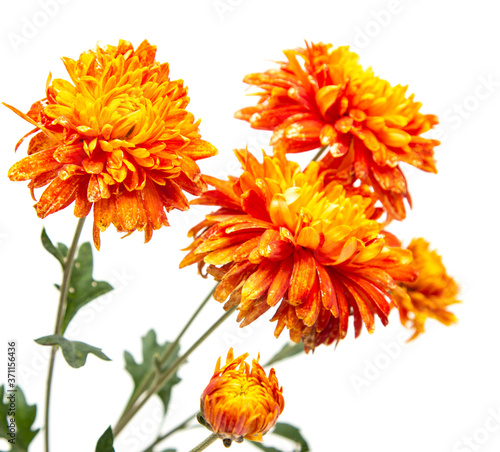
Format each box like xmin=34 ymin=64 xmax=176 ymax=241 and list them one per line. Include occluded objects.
xmin=142 ymin=411 xmax=197 ymax=452
xmin=117 ymin=285 xmax=216 ymax=424
xmin=43 ymin=217 xmax=86 ymax=452
xmin=114 ymin=306 xmax=237 ymax=437
xmin=189 ymin=433 xmax=219 ymax=452
xmin=311 ymin=145 xmax=328 ymax=162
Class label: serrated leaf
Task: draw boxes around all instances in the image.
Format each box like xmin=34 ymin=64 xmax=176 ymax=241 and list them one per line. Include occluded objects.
xmin=272 ymin=423 xmax=309 ymax=452
xmin=60 ymin=242 xmax=113 ymax=334
xmin=0 ymin=385 xmax=40 ymax=451
xmin=95 ymin=426 xmax=115 ymax=452
xmin=35 ymin=335 xmax=111 ymax=369
xmin=41 ymin=228 xmax=66 ymax=268
xmin=265 ymin=342 xmax=304 ymax=367
xmin=124 ymin=330 xmax=181 ymax=415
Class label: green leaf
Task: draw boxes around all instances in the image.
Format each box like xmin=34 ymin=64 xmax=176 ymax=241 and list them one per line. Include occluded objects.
xmin=60 ymin=242 xmax=113 ymax=334
xmin=0 ymin=385 xmax=40 ymax=451
xmin=57 ymin=242 xmax=68 ymax=257
xmin=95 ymin=426 xmax=115 ymax=452
xmin=272 ymin=423 xmax=309 ymax=452
xmin=41 ymin=227 xmax=66 ymax=268
xmin=35 ymin=335 xmax=111 ymax=369
xmin=124 ymin=330 xmax=181 ymax=415
xmin=265 ymin=342 xmax=304 ymax=367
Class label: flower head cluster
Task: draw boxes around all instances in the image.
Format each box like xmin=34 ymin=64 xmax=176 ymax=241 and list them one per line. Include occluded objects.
xmin=396 ymin=238 xmax=459 ymax=340
xmin=181 ymin=150 xmax=417 ymax=350
xmin=200 ymin=348 xmax=284 ymax=445
xmin=6 ymin=39 xmax=217 ymax=248
xmin=235 ymin=42 xmax=439 ymax=220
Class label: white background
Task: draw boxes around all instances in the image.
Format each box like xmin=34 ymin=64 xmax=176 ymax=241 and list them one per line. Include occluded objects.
xmin=1 ymin=1 xmax=500 ymax=451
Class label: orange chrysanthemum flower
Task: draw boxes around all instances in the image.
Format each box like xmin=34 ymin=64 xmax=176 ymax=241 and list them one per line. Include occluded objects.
xmin=200 ymin=348 xmax=284 ymax=446
xmin=6 ymin=39 xmax=217 ymax=249
xmin=396 ymin=238 xmax=459 ymax=340
xmin=180 ymin=150 xmax=418 ymax=350
xmin=235 ymin=42 xmax=439 ymax=220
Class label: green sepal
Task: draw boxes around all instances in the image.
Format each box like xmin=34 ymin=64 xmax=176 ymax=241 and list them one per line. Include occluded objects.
xmin=35 ymin=335 xmax=111 ymax=369
xmin=124 ymin=330 xmax=181 ymax=415
xmin=95 ymin=426 xmax=115 ymax=452
xmin=0 ymin=385 xmax=40 ymax=451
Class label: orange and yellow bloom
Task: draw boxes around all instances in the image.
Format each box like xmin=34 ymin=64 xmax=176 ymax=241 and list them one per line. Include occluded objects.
xmin=396 ymin=238 xmax=459 ymax=340
xmin=235 ymin=42 xmax=439 ymax=220
xmin=200 ymin=348 xmax=284 ymax=445
xmin=6 ymin=39 xmax=217 ymax=248
xmin=181 ymin=150 xmax=418 ymax=350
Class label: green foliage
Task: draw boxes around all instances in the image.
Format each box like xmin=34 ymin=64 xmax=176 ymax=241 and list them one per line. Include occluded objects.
xmin=41 ymin=228 xmax=114 ymax=335
xmin=60 ymin=242 xmax=113 ymax=334
xmin=248 ymin=422 xmax=310 ymax=452
xmin=35 ymin=335 xmax=111 ymax=369
xmin=95 ymin=426 xmax=115 ymax=452
xmin=41 ymin=227 xmax=66 ymax=268
xmin=0 ymin=385 xmax=39 ymax=451
xmin=124 ymin=330 xmax=181 ymax=415
xmin=265 ymin=342 xmax=304 ymax=367
xmin=273 ymin=423 xmax=309 ymax=452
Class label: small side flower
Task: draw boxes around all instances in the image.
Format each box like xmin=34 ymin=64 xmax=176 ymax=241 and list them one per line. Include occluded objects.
xmin=396 ymin=238 xmax=460 ymax=340
xmin=199 ymin=348 xmax=284 ymax=447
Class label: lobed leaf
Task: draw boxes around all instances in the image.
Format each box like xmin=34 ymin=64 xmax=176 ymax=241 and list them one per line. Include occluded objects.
xmin=60 ymin=242 xmax=113 ymax=334
xmin=35 ymin=335 xmax=111 ymax=369
xmin=124 ymin=330 xmax=181 ymax=415
xmin=0 ymin=385 xmax=40 ymax=451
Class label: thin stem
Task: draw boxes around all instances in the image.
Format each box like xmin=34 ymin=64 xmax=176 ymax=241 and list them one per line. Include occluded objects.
xmin=114 ymin=306 xmax=237 ymax=437
xmin=142 ymin=411 xmax=197 ymax=452
xmin=189 ymin=433 xmax=219 ymax=452
xmin=117 ymin=286 xmax=216 ymax=423
xmin=44 ymin=217 xmax=86 ymax=452
xmin=311 ymin=145 xmax=328 ymax=162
